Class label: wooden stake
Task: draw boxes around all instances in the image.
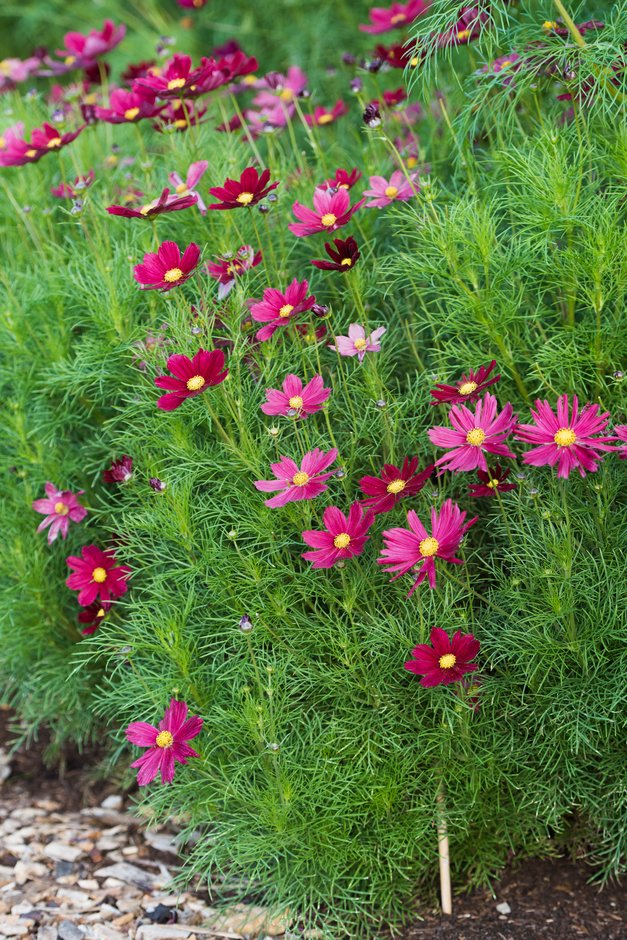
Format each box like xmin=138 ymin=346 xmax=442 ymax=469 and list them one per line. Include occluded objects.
xmin=436 ymin=789 xmax=452 ymax=915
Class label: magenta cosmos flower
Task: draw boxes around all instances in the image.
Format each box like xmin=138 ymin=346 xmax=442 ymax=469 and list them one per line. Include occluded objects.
xmin=209 ymin=166 xmax=279 ymax=209
xmin=254 ymin=448 xmax=338 ymax=508
xmin=311 ymin=237 xmax=360 ymax=272
xmin=302 ymin=503 xmax=375 ymax=569
xmin=132 ymin=54 xmax=217 ymax=99
xmin=168 ymin=160 xmax=209 ymax=214
xmin=155 ymin=349 xmax=228 ymax=411
xmin=134 ymin=241 xmax=201 ymax=292
xmin=107 ymin=187 xmax=197 ymax=219
xmin=66 ymin=545 xmax=130 ymax=607
xmin=261 ymin=373 xmax=330 ymax=419
xmin=32 ymin=483 xmax=87 ymax=544
xmin=329 ymin=324 xmax=386 ymax=361
xmin=360 ymin=0 xmax=430 ymax=33
xmin=78 ymin=601 xmax=110 ymax=636
xmin=54 ymin=20 xmax=126 ymax=68
xmin=359 ymin=457 xmax=434 ymax=514
xmin=103 ymin=455 xmax=133 ymax=484
xmin=468 ymin=464 xmax=517 ymax=498
xmin=95 ymin=88 xmax=164 ymax=124
xmin=515 ymin=394 xmax=613 ymax=479
xmin=378 ymin=499 xmax=477 ymax=594
xmin=430 ymin=360 xmax=500 ymax=405
xmin=206 ymin=244 xmax=262 ymax=299
xmin=405 ymin=627 xmax=480 ymax=688
xmin=363 ymin=171 xmax=420 ymax=208
xmin=289 ymin=188 xmax=365 ymax=238
xmin=612 ymin=425 xmax=627 ymax=458
xmin=428 ymin=393 xmax=517 ymax=473
xmin=0 ymin=122 xmax=85 ymax=167
xmin=305 ymin=101 xmax=348 ymax=127
xmin=249 ymin=278 xmax=316 ymax=342
xmin=126 ymin=699 xmax=203 ymax=786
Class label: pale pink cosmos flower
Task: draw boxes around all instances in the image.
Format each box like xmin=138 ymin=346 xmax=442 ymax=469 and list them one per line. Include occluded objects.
xmin=254 ymin=448 xmax=338 ymax=508
xmin=249 ymin=278 xmax=316 ymax=342
xmin=253 ymin=66 xmax=308 ymax=110
xmin=261 ymin=373 xmax=331 ymax=419
xmin=428 ymin=392 xmax=517 ymax=473
xmin=363 ymin=170 xmax=420 ymax=208
xmin=168 ymin=160 xmax=209 ymax=214
xmin=329 ymin=324 xmax=386 ymax=362
xmin=515 ymin=394 xmax=613 ymax=479
xmin=126 ymin=699 xmax=203 ymax=786
xmin=378 ymin=499 xmax=477 ymax=594
xmin=32 ymin=482 xmax=87 ymax=544
xmin=289 ymin=188 xmax=365 ymax=237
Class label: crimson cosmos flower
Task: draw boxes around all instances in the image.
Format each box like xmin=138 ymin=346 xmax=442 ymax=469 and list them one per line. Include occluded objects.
xmin=126 ymin=699 xmax=203 ymax=786
xmin=304 ymin=101 xmax=348 ymax=126
xmin=134 ymin=241 xmax=201 ymax=292
xmin=360 ymin=0 xmax=430 ymax=33
xmin=359 ymin=457 xmax=434 ymax=514
xmin=132 ymin=54 xmax=219 ymax=99
xmin=428 ymin=393 xmax=517 ymax=473
xmin=103 ymin=456 xmax=133 ymax=484
xmin=405 ymin=628 xmax=480 ymax=688
xmin=107 ymin=187 xmax=198 ymax=219
xmin=249 ymin=278 xmax=316 ymax=342
xmin=468 ymin=464 xmax=517 ymax=498
xmin=311 ymin=237 xmax=360 ymax=272
xmin=78 ymin=601 xmax=110 ymax=636
xmin=0 ymin=122 xmax=85 ymax=166
xmin=261 ymin=373 xmax=331 ymax=419
xmin=289 ymin=188 xmax=365 ymax=238
xmin=319 ymin=168 xmax=363 ymax=191
xmin=155 ymin=349 xmax=228 ymax=411
xmin=66 ymin=545 xmax=130 ymax=607
xmin=430 ymin=360 xmax=500 ymax=405
xmin=32 ymin=483 xmax=87 ymax=544
xmin=254 ymin=448 xmax=338 ymax=508
xmin=208 ymin=166 xmax=279 ymax=210
xmin=302 ymin=503 xmax=376 ymax=569
xmin=95 ymin=88 xmax=164 ymax=124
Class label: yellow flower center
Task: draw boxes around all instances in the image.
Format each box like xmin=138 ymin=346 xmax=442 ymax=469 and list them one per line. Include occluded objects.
xmin=139 ymin=200 xmax=159 ymax=216
xmin=499 ymin=59 xmax=513 ymax=69
xmin=384 ymin=186 xmax=399 ymax=198
xmin=340 ymin=258 xmax=353 ymax=266
xmin=46 ymin=137 xmax=62 ymax=148
xmin=186 ymin=374 xmax=205 ymax=391
xmin=457 ymin=29 xmax=471 ymax=40
xmin=543 ymin=20 xmax=557 ymax=29
xmin=486 ymin=478 xmax=500 ymax=489
xmin=124 ymin=107 xmax=140 ymax=120
xmin=554 ymin=427 xmax=576 ymax=447
xmin=320 ymin=213 xmax=337 ymax=227
xmin=458 ymin=381 xmax=478 ymax=396
xmin=236 ymin=191 xmax=254 ymax=205
xmin=243 ymin=74 xmax=258 ymax=86
xmin=292 ymin=471 xmax=310 ymax=486
xmin=410 ymin=56 xmax=420 ymax=67
xmin=279 ymin=304 xmax=294 ymax=318
xmin=439 ymin=653 xmax=457 ymax=669
xmin=167 ymin=78 xmax=186 ymax=90
xmin=317 ymin=114 xmax=334 ymax=125
xmin=0 ymin=136 xmax=5 ymax=149
xmin=92 ymin=567 xmax=107 ymax=583
xmin=97 ymin=608 xmax=105 ymax=618
xmin=64 ymin=55 xmax=76 ymax=65
xmin=333 ymin=532 xmax=351 ymax=549
xmin=25 ymin=149 xmax=38 ymax=158
xmin=173 ymin=119 xmax=188 ymax=129
xmin=407 ymin=156 xmax=418 ymax=169
xmin=353 ymin=338 xmax=368 ymax=350
xmin=54 ymin=501 xmax=69 ymax=515
xmin=386 ymin=479 xmax=406 ymax=494
xmin=192 ymin=0 xmax=204 ymax=7
xmin=175 ymin=182 xmax=189 ymax=194
xmin=390 ymin=12 xmax=406 ymax=23
xmin=155 ymin=730 xmax=174 ymax=748
xmin=466 ymin=427 xmax=486 ymax=446
xmin=419 ymin=536 xmax=439 ymax=557
xmin=163 ymin=267 xmax=184 ymax=283
xmin=288 ymin=395 xmax=304 ymax=409
xmin=279 ymin=88 xmax=294 ymax=100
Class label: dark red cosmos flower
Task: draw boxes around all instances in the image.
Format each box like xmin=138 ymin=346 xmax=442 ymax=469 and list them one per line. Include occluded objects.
xmin=155 ymin=349 xmax=228 ymax=411
xmin=305 ymin=101 xmax=348 ymax=127
xmin=360 ymin=0 xmax=430 ymax=34
xmin=374 ymin=42 xmax=423 ymax=70
xmin=0 ymin=122 xmax=85 ymax=167
xmin=311 ymin=237 xmax=360 ymax=272
xmin=78 ymin=601 xmax=110 ymax=635
xmin=319 ymin=168 xmax=362 ymax=191
xmin=177 ymin=0 xmax=209 ymax=6
xmin=359 ymin=457 xmax=434 ymax=514
xmin=134 ymin=241 xmax=201 ymax=292
xmin=437 ymin=5 xmax=490 ymax=47
xmin=430 ymin=361 xmax=500 ymax=405
xmin=544 ymin=18 xmax=604 ymax=37
xmin=103 ymin=455 xmax=133 ymax=484
xmin=382 ymin=87 xmax=407 ymax=107
xmin=107 ymin=187 xmax=197 ymax=219
xmin=95 ymin=88 xmax=164 ymax=124
xmin=66 ymin=545 xmax=130 ymax=607
xmin=132 ymin=54 xmax=217 ymax=99
xmin=205 ymin=244 xmax=262 ymax=298
xmin=121 ymin=60 xmax=156 ymax=84
xmin=405 ymin=627 xmax=480 ymax=687
xmin=51 ymin=170 xmax=94 ymax=199
xmin=208 ymin=166 xmax=278 ymax=210
xmin=468 ymin=464 xmax=517 ymax=498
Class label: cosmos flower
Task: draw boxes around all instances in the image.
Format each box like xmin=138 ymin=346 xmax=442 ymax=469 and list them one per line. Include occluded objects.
xmin=206 ymin=244 xmax=262 ymax=298
xmin=289 ymin=188 xmax=365 ymax=237
xmin=44 ymin=20 xmax=126 ymax=73
xmin=126 ymin=699 xmax=203 ymax=786
xmin=78 ymin=601 xmax=110 ymax=636
xmin=261 ymin=374 xmax=331 ymax=419
xmin=318 ymin=168 xmax=363 ymax=191
xmin=359 ymin=0 xmax=430 ymax=34
xmin=249 ymin=278 xmax=316 ymax=342
xmin=468 ymin=464 xmax=517 ymax=498
xmin=515 ymin=394 xmax=613 ymax=479
xmin=328 ymin=324 xmax=386 ymax=361
xmin=429 ymin=360 xmax=501 ymax=405
xmin=437 ymin=5 xmax=490 ymax=47
xmin=305 ymin=101 xmax=348 ymax=126
xmin=359 ymin=457 xmax=434 ymax=514
xmin=177 ymin=0 xmax=209 ymax=7
xmin=404 ymin=628 xmax=480 ymax=687
xmin=134 ymin=241 xmax=201 ymax=291
xmin=153 ymin=100 xmax=207 ymax=132
xmin=50 ymin=170 xmax=95 ymax=199
xmin=168 ymin=160 xmax=209 ymax=214
xmin=208 ymin=166 xmax=278 ymax=210
xmin=0 ymin=122 xmax=85 ymax=167
xmin=66 ymin=546 xmax=130 ymax=607
xmin=253 ymin=66 xmax=308 ymax=110
xmin=378 ymin=499 xmax=477 ymax=593
xmin=374 ymin=42 xmax=423 ymax=70
xmin=311 ymin=237 xmax=360 ymax=272
xmin=480 ymin=52 xmax=523 ymax=84
xmin=107 ymin=187 xmax=198 ymax=219
xmin=363 ymin=170 xmax=420 ymax=207
xmin=132 ymin=53 xmax=219 ymax=99
xmin=94 ymin=88 xmax=164 ymax=124
xmin=254 ymin=448 xmax=338 ymax=508
xmin=428 ymin=393 xmax=517 ymax=473
xmin=103 ymin=456 xmax=133 ymax=484
xmin=155 ymin=349 xmax=228 ymax=411
xmin=0 ymin=58 xmax=41 ymax=93
xmin=302 ymin=503 xmax=375 ymax=569
xmin=0 ymin=122 xmax=24 ymax=154
xmin=32 ymin=483 xmax=87 ymax=544
xmin=612 ymin=425 xmax=627 ymax=458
